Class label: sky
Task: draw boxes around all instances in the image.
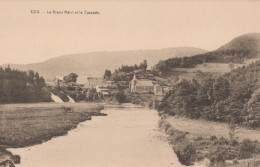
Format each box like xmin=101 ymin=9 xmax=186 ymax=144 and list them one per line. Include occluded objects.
xmin=1 ymin=1 xmax=260 ymax=64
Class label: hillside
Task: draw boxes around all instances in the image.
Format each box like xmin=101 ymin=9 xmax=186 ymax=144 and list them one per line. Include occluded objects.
xmin=153 ymin=33 xmax=260 ymax=73
xmin=3 ymin=47 xmax=206 ymax=81
xmin=218 ymin=33 xmax=260 ymax=52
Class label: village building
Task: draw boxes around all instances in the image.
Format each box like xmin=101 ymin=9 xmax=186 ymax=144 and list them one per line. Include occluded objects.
xmin=105 ymin=80 xmax=116 ymax=88
xmin=154 ymin=84 xmax=163 ymax=95
xmin=129 ymin=74 xmax=154 ymax=93
xmin=130 ymin=74 xmax=166 ymax=96
xmin=53 ymin=76 xmax=65 ymax=86
xmin=162 ymin=86 xmax=170 ymax=94
xmin=77 ymin=76 xmax=107 ymax=88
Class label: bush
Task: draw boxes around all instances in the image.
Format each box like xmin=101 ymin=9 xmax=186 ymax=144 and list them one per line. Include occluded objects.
xmin=217 ymin=137 xmax=229 ymax=145
xmin=61 ymin=106 xmax=72 ymax=113
xmin=164 ymin=123 xmax=172 ymax=132
xmin=168 ymin=131 xmax=186 ymax=145
xmin=158 ymin=120 xmax=173 ymax=133
xmin=196 ymin=136 xmax=203 ymax=141
xmin=210 ymin=135 xmax=218 ymax=141
xmin=166 ymin=127 xmax=178 ymax=136
xmin=238 ymin=139 xmax=259 ymax=159
xmin=210 ymin=151 xmax=225 ymax=167
xmin=233 ymin=159 xmax=239 ymax=165
xmin=115 ymin=90 xmax=127 ymax=103
xmin=158 ymin=119 xmax=165 ymax=128
xmin=174 ymin=140 xmax=197 ymax=165
xmin=196 ymin=154 xmax=205 ymax=161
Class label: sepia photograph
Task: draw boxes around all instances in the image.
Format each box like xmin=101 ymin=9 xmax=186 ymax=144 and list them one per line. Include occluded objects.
xmin=0 ymin=0 xmax=260 ymax=167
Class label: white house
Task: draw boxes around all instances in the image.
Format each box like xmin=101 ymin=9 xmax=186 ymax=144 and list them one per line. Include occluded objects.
xmin=77 ymin=76 xmax=107 ymax=88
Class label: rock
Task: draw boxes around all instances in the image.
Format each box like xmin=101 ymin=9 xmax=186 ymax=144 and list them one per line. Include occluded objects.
xmin=0 ymin=160 xmax=15 ymax=167
xmin=11 ymin=155 xmax=20 ymax=164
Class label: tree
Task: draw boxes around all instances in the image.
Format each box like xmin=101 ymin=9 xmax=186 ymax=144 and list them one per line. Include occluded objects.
xmin=213 ymin=76 xmax=230 ymax=102
xmin=229 ymin=115 xmax=238 ymax=146
xmin=115 ymin=90 xmax=127 ymax=103
xmin=63 ymin=73 xmax=78 ymax=83
xmin=104 ymin=70 xmax=112 ymax=79
xmin=86 ymin=88 xmax=95 ymax=101
xmin=143 ymin=59 xmax=148 ymax=70
xmin=139 ymin=59 xmax=148 ymax=71
xmin=27 ymin=70 xmax=35 ymax=83
xmin=156 ymin=60 xmax=168 ymax=73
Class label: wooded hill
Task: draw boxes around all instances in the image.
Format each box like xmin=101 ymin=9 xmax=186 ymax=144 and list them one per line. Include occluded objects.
xmin=153 ymin=33 xmax=260 ymax=73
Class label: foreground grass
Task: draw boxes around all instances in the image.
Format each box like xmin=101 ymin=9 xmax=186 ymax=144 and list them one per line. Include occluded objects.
xmin=159 ymin=116 xmax=260 ymax=167
xmin=0 ymin=103 xmax=104 ymax=164
xmin=166 ymin=116 xmax=260 ymax=142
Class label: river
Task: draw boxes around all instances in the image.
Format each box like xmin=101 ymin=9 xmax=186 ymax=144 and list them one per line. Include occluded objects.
xmin=8 ymin=104 xmax=183 ymax=167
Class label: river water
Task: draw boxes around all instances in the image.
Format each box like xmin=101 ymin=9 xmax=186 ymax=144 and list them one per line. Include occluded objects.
xmin=9 ymin=104 xmax=183 ymax=167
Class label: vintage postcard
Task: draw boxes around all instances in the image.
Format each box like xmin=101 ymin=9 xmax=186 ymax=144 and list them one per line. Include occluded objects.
xmin=0 ymin=1 xmax=260 ymax=167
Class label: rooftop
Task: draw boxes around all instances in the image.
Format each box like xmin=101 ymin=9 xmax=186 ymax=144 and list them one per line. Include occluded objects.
xmin=135 ymin=80 xmax=154 ymax=87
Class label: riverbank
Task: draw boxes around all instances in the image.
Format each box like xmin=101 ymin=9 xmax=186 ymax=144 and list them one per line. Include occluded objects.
xmin=0 ymin=103 xmax=105 ymax=166
xmin=159 ymin=116 xmax=260 ymax=167
xmin=8 ymin=104 xmax=183 ymax=167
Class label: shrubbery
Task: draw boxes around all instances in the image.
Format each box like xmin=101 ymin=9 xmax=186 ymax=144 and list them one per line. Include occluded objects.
xmin=174 ymin=140 xmax=197 ymax=166
xmin=238 ymin=139 xmax=260 ymax=159
xmin=159 ymin=120 xmax=197 ymax=165
xmin=158 ymin=119 xmax=260 ymax=166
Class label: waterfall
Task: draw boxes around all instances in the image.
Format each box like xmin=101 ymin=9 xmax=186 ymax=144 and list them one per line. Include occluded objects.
xmin=51 ymin=93 xmax=64 ymax=103
xmin=67 ymin=95 xmax=75 ymax=103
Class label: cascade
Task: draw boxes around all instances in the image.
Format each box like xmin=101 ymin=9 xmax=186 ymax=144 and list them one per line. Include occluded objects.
xmin=51 ymin=93 xmax=64 ymax=103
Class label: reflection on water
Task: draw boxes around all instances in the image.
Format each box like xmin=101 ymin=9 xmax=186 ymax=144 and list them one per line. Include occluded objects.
xmin=9 ymin=104 xmax=183 ymax=167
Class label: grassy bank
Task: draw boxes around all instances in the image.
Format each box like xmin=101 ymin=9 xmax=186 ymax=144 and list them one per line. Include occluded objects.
xmin=159 ymin=117 xmax=260 ymax=167
xmin=166 ymin=116 xmax=260 ymax=142
xmin=0 ymin=103 xmax=105 ymax=165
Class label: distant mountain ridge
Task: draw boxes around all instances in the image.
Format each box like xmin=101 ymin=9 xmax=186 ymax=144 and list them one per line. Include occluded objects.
xmin=3 ymin=47 xmax=207 ymax=81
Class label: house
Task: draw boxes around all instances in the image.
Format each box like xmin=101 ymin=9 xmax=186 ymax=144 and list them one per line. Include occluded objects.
xmin=96 ymin=85 xmax=110 ymax=96
xmin=162 ymin=86 xmax=170 ymax=93
xmin=154 ymin=84 xmax=163 ymax=95
xmin=130 ymin=74 xmax=154 ymax=93
xmin=105 ymin=80 xmax=116 ymax=88
xmin=77 ymin=76 xmax=106 ymax=88
xmin=53 ymin=76 xmax=65 ymax=86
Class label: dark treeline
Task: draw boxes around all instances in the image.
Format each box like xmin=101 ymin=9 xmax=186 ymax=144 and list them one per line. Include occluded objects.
xmin=0 ymin=66 xmax=51 ymax=104
xmin=153 ymin=49 xmax=260 ymax=73
xmin=106 ymin=60 xmax=148 ymax=82
xmin=115 ymin=59 xmax=147 ymax=73
xmin=158 ymin=60 xmax=260 ymax=128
